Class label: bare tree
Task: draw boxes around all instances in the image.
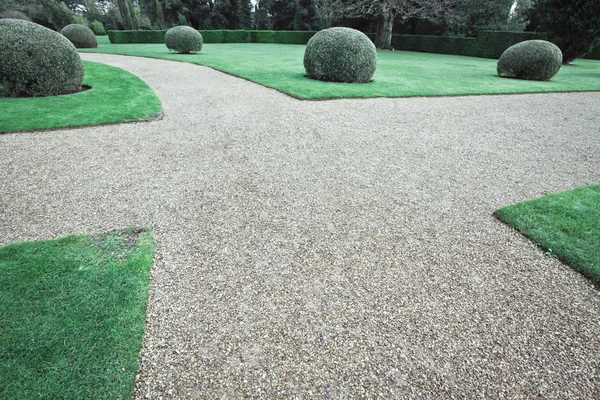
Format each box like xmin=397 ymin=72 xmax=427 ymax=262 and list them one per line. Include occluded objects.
xmin=339 ymin=0 xmax=457 ymax=48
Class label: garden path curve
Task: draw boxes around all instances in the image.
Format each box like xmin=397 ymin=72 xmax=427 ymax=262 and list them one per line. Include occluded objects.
xmin=1 ymin=53 xmax=600 ymax=398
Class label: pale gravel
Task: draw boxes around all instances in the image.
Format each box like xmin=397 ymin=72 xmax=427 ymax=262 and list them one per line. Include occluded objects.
xmin=1 ymin=53 xmax=600 ymax=398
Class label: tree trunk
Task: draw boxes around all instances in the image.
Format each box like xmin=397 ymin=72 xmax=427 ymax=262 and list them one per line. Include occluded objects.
xmin=374 ymin=9 xmax=394 ymax=49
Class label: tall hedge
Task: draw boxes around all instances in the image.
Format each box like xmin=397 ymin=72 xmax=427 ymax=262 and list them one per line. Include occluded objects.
xmin=103 ymin=28 xmax=600 ymax=61
xmin=108 ymin=29 xmax=317 ymax=45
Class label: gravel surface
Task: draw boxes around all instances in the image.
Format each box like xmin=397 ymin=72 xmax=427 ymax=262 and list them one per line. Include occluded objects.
xmin=1 ymin=53 xmax=600 ymax=398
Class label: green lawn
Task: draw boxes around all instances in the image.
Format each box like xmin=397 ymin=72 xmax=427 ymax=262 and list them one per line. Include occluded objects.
xmin=0 ymin=228 xmax=154 ymax=399
xmin=495 ymin=185 xmax=600 ymax=284
xmin=81 ymin=36 xmax=600 ymax=99
xmin=0 ymin=60 xmax=162 ymax=133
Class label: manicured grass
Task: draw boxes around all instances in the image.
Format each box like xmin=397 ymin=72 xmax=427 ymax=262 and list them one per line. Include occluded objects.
xmin=82 ymin=36 xmax=600 ymax=99
xmin=0 ymin=60 xmax=162 ymax=133
xmin=495 ymin=185 xmax=600 ymax=283
xmin=0 ymin=228 xmax=154 ymax=399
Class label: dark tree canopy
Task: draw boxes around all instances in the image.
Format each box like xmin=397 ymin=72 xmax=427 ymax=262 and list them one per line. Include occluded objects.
xmin=445 ymin=0 xmax=515 ymax=36
xmin=526 ymin=0 xmax=600 ymax=63
xmin=270 ymin=0 xmax=316 ymax=31
xmin=339 ymin=0 xmax=458 ymax=48
xmin=254 ymin=0 xmax=273 ymax=29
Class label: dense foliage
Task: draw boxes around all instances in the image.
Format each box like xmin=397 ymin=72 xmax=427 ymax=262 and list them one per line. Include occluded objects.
xmin=526 ymin=0 xmax=600 ymax=63
xmin=89 ymin=19 xmax=106 ymax=35
xmin=164 ymin=25 xmax=203 ymax=53
xmin=304 ymin=27 xmax=377 ymax=83
xmin=0 ymin=19 xmax=84 ymax=97
xmin=0 ymin=9 xmax=32 ymax=20
xmin=446 ymin=0 xmax=516 ymax=36
xmin=497 ymin=40 xmax=562 ymax=81
xmin=61 ymin=23 xmax=97 ymax=47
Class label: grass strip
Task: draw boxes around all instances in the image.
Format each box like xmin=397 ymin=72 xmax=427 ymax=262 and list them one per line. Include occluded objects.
xmin=81 ymin=36 xmax=600 ymax=100
xmin=0 ymin=60 xmax=162 ymax=133
xmin=495 ymin=185 xmax=600 ymax=283
xmin=0 ymin=228 xmax=154 ymax=399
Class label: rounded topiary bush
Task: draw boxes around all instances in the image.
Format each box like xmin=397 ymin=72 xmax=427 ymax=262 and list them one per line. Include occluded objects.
xmin=89 ymin=20 xmax=106 ymax=36
xmin=304 ymin=27 xmax=377 ymax=83
xmin=497 ymin=40 xmax=562 ymax=81
xmin=0 ymin=19 xmax=84 ymax=97
xmin=61 ymin=24 xmax=98 ymax=48
xmin=165 ymin=26 xmax=203 ymax=54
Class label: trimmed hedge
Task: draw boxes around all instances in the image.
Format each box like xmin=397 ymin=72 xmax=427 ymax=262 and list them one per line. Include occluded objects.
xmin=108 ymin=30 xmax=166 ymax=43
xmin=391 ymin=31 xmax=545 ymax=59
xmin=222 ymin=30 xmax=250 ymax=43
xmin=392 ymin=34 xmax=477 ymax=56
xmin=108 ymin=29 xmax=317 ymax=45
xmin=105 ymin=28 xmax=600 ymax=61
xmin=198 ymin=30 xmax=223 ymax=43
xmin=475 ymin=30 xmax=545 ymax=59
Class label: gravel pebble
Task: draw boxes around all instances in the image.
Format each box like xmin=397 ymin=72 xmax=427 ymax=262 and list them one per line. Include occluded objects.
xmin=1 ymin=53 xmax=599 ymax=398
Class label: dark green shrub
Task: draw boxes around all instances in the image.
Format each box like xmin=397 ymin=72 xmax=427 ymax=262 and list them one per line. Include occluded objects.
xmin=497 ymin=40 xmax=562 ymax=81
xmin=0 ymin=19 xmax=84 ymax=97
xmin=61 ymin=23 xmax=98 ymax=48
xmin=89 ymin=20 xmax=106 ymax=35
xmin=304 ymin=27 xmax=377 ymax=83
xmin=165 ymin=25 xmax=202 ymax=53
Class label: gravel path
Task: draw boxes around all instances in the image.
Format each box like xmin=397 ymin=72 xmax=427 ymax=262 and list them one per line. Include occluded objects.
xmin=2 ymin=53 xmax=600 ymax=398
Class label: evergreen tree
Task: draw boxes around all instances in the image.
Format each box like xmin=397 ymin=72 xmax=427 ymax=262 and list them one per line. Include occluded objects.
xmin=254 ymin=0 xmax=273 ymax=29
xmin=526 ymin=0 xmax=600 ymax=63
xmin=270 ymin=0 xmax=315 ymax=30
xmin=163 ymin=0 xmax=212 ymax=28
xmin=155 ymin=0 xmax=165 ymax=28
xmin=128 ymin=0 xmax=140 ymax=28
xmin=210 ymin=0 xmax=238 ymax=28
xmin=293 ymin=5 xmax=301 ymax=30
xmin=116 ymin=0 xmax=134 ymax=29
xmin=40 ymin=0 xmax=74 ymax=30
xmin=139 ymin=0 xmax=156 ymax=26
xmin=237 ymin=0 xmax=252 ymax=29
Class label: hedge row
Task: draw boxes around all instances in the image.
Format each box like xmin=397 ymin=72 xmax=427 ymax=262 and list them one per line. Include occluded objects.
xmin=107 ymin=28 xmax=600 ymax=60
xmin=391 ymin=31 xmax=545 ymax=59
xmin=108 ymin=30 xmax=317 ymax=45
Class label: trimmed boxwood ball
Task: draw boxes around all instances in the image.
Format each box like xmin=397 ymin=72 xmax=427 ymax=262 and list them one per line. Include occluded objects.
xmin=61 ymin=24 xmax=98 ymax=48
xmin=497 ymin=40 xmax=562 ymax=81
xmin=0 ymin=19 xmax=84 ymax=97
xmin=304 ymin=27 xmax=377 ymax=83
xmin=165 ymin=26 xmax=203 ymax=54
